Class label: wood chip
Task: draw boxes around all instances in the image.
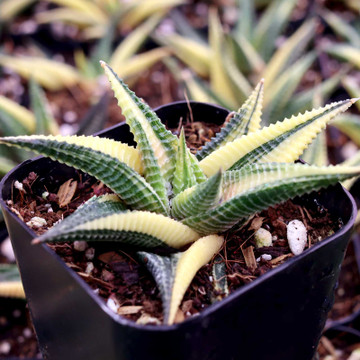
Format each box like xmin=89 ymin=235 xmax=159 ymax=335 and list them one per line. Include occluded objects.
xmin=242 ymin=246 xmax=257 ymax=272
xmin=270 ymin=253 xmax=293 ymax=266
xmin=174 ymin=308 xmax=185 ymax=324
xmin=117 ymin=306 xmax=143 ymax=316
xmin=57 ymin=179 xmax=77 ymax=208
xmin=249 ymin=217 xmax=265 ymax=231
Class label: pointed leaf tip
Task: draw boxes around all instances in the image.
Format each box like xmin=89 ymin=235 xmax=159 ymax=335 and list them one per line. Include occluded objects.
xmin=351 ymin=98 xmax=360 ymax=104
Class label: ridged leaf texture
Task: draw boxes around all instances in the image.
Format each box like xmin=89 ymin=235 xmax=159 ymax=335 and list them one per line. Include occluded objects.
xmin=199 ymin=99 xmax=355 ymax=177
xmin=101 ymin=61 xmax=178 ymax=211
xmin=35 ymin=208 xmax=200 ymax=250
xmin=196 ymin=79 xmax=264 ymax=160
xmin=140 ymin=235 xmax=223 ymax=325
xmin=172 ymin=129 xmax=197 ymax=196
xmin=182 ymin=163 xmax=360 ymax=234
xmin=0 ymin=135 xmax=170 ymax=215
xmin=0 ymin=264 xmax=25 ymax=299
xmin=171 ymin=170 xmax=222 ymax=220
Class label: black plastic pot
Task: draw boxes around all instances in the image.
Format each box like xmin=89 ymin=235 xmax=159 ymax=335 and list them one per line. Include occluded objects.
xmin=0 ymin=101 xmax=357 ymax=360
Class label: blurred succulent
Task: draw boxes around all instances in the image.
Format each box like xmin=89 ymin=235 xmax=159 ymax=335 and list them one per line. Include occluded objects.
xmin=0 ymin=0 xmax=35 ymax=23
xmin=1 ymin=63 xmax=359 ymax=325
xmin=0 ymin=264 xmax=25 ymax=299
xmin=159 ymin=0 xmax=344 ymax=125
xmin=35 ymin=0 xmax=185 ymax=39
xmin=0 ymin=13 xmax=168 ymax=91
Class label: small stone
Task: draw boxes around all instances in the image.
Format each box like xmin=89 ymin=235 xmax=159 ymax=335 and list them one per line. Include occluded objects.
xmin=73 ymin=241 xmax=88 ymax=252
xmin=85 ymin=262 xmax=94 ymax=274
xmin=136 ymin=313 xmax=161 ymax=325
xmin=254 ymin=228 xmax=272 ymax=248
xmin=26 ymin=217 xmax=47 ymax=228
xmin=85 ymin=247 xmax=95 ymax=260
xmin=0 ymin=341 xmax=11 ymax=355
xmin=47 ymin=207 xmax=54 ymax=213
xmin=261 ymin=254 xmax=272 ymax=261
xmin=106 ymin=297 xmax=119 ymax=314
xmin=287 ymin=220 xmax=307 ymax=255
xmin=42 ymin=191 xmax=49 ymax=199
xmin=14 ymin=180 xmax=25 ymax=192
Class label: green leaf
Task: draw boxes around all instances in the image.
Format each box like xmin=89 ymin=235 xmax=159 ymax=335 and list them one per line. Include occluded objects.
xmin=322 ymin=10 xmax=360 ymax=47
xmin=263 ymin=19 xmax=317 ymax=88
xmin=196 ymin=79 xmax=264 ymax=160
xmin=301 ymin=132 xmax=328 ymax=166
xmin=0 ymin=134 xmax=170 ymax=215
xmin=326 ymin=44 xmax=360 ymax=69
xmin=199 ymin=99 xmax=356 ymax=176
xmin=171 ymin=170 xmax=222 ymax=220
xmin=234 ymin=0 xmax=255 ymax=41
xmin=182 ymin=163 xmax=360 ymax=234
xmin=0 ymin=107 xmax=30 ymax=137
xmin=332 ymin=114 xmax=360 ymax=147
xmin=172 ymin=128 xmax=197 ymax=196
xmin=253 ymin=0 xmax=297 ymax=61
xmin=0 ymin=264 xmax=25 ymax=299
xmin=212 ymin=256 xmax=229 ymax=301
xmin=140 ymin=234 xmax=224 ymax=325
xmin=29 ymin=78 xmax=59 ymax=135
xmin=101 ymin=62 xmax=178 ymax=211
xmin=0 ymin=156 xmax=17 ymax=176
xmin=34 ymin=209 xmax=200 ymax=250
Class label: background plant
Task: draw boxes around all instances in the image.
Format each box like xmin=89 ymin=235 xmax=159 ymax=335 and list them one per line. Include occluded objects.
xmin=1 ymin=63 xmax=359 ymax=325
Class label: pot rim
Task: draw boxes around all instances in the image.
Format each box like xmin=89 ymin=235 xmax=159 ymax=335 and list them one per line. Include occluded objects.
xmin=0 ymin=101 xmax=357 ymax=332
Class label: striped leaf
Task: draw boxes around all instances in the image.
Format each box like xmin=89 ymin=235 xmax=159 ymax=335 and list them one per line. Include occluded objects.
xmin=140 ymin=235 xmax=224 ymax=325
xmin=196 ymin=79 xmax=264 ymax=160
xmin=343 ymin=77 xmax=360 ymax=112
xmin=34 ymin=210 xmax=200 ymax=250
xmin=332 ymin=114 xmax=360 ymax=147
xmin=0 ymin=135 xmax=169 ymax=214
xmin=188 ymin=152 xmax=207 ymax=184
xmin=0 ymin=107 xmax=30 ymax=137
xmin=29 ymin=78 xmax=59 ymax=135
xmin=137 ymin=251 xmax=180 ymax=323
xmin=171 ymin=170 xmax=222 ymax=220
xmin=0 ymin=264 xmax=25 ymax=299
xmin=326 ymin=44 xmax=360 ymax=69
xmin=172 ymin=128 xmax=197 ymax=196
xmin=166 ymin=234 xmax=223 ymax=324
xmin=263 ymin=19 xmax=317 ymax=87
xmin=101 ymin=62 xmax=177 ymax=211
xmin=212 ymin=256 xmax=229 ymax=301
xmin=0 ymin=95 xmax=35 ymax=133
xmin=157 ymin=34 xmax=211 ymax=78
xmin=182 ymin=163 xmax=360 ymax=234
xmin=301 ymin=132 xmax=328 ymax=166
xmin=199 ymin=99 xmax=356 ymax=177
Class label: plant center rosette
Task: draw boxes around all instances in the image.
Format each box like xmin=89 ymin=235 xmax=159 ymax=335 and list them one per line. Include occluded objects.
xmin=1 ymin=62 xmax=360 ymax=326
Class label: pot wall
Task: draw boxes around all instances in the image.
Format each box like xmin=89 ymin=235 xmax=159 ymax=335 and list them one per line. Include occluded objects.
xmin=0 ymin=102 xmax=357 ymax=360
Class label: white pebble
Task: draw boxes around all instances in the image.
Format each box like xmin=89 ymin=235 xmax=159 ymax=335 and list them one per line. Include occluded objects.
xmin=256 ymin=254 xmax=272 ymax=262
xmin=287 ymin=220 xmax=307 ymax=255
xmin=26 ymin=217 xmax=47 ymax=228
xmin=85 ymin=247 xmax=95 ymax=260
xmin=0 ymin=341 xmax=11 ymax=355
xmin=106 ymin=298 xmax=119 ymax=314
xmin=0 ymin=237 xmax=15 ymax=262
xmin=14 ymin=180 xmax=25 ymax=192
xmin=42 ymin=191 xmax=49 ymax=199
xmin=254 ymin=228 xmax=272 ymax=248
xmin=73 ymin=241 xmax=88 ymax=252
xmin=47 ymin=207 xmax=53 ymax=213
xmin=85 ymin=262 xmax=94 ymax=274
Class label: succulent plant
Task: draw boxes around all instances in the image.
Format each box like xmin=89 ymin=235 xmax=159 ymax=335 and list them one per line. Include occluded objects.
xmin=160 ymin=1 xmax=344 ymax=124
xmin=1 ymin=63 xmax=360 ymax=325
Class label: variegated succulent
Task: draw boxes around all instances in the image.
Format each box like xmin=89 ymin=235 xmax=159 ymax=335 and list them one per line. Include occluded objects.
xmin=1 ymin=62 xmax=360 ymax=325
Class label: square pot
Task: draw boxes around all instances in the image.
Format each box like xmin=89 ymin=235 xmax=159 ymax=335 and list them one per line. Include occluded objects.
xmin=0 ymin=101 xmax=357 ymax=360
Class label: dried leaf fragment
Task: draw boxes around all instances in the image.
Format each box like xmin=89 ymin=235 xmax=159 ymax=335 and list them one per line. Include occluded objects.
xmin=117 ymin=306 xmax=143 ymax=316
xmin=57 ymin=179 xmax=77 ymax=207
xmin=242 ymin=246 xmax=257 ymax=272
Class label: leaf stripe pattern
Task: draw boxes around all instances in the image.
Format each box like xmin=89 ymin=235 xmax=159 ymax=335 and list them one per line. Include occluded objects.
xmin=199 ymin=99 xmax=356 ymax=176
xmin=0 ymin=135 xmax=170 ymax=214
xmin=171 ymin=170 xmax=222 ymax=220
xmin=196 ymin=79 xmax=264 ymax=160
xmin=182 ymin=163 xmax=360 ymax=234
xmin=101 ymin=61 xmax=178 ymax=210
xmin=35 ymin=210 xmax=200 ymax=249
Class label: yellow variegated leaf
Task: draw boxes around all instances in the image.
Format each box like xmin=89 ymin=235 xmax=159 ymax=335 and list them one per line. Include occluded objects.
xmin=113 ymin=48 xmax=170 ymax=79
xmin=301 ymin=132 xmax=328 ymax=166
xmin=343 ymin=77 xmax=360 ymax=112
xmin=332 ymin=114 xmax=360 ymax=147
xmin=36 ymin=9 xmax=101 ymax=27
xmin=0 ymin=0 xmax=35 ymax=21
xmin=160 ymin=34 xmax=211 ymax=78
xmin=168 ymin=234 xmax=223 ymax=324
xmin=0 ymin=96 xmax=35 ymax=133
xmin=200 ymin=99 xmax=356 ymax=176
xmin=0 ymin=282 xmax=25 ymax=299
xmin=110 ymin=14 xmax=162 ymax=65
xmin=326 ymin=44 xmax=360 ymax=69
xmin=0 ymin=56 xmax=81 ymax=91
xmin=263 ymin=19 xmax=317 ymax=87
